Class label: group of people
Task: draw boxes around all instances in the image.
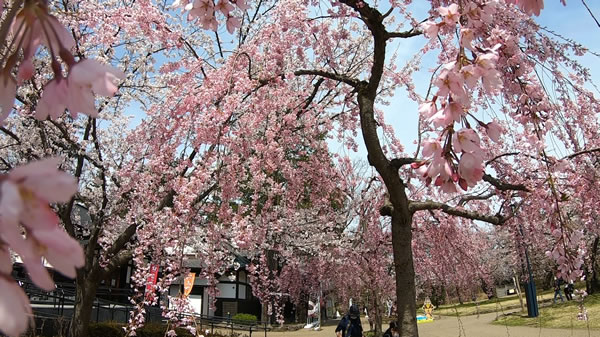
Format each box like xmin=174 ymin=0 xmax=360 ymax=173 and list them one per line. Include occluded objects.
xmin=335 ymin=305 xmax=399 ymax=337
xmin=553 ymin=277 xmax=575 ymax=303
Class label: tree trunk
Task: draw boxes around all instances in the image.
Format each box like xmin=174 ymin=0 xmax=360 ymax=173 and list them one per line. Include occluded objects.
xmin=587 ymin=236 xmax=600 ymax=294
xmin=374 ymin=294 xmax=383 ymax=337
xmin=391 ymin=212 xmax=418 ymax=337
xmin=71 ymin=275 xmax=99 ymax=337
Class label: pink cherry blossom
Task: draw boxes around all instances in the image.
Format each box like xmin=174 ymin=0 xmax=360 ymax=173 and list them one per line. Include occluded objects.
xmin=434 ymin=67 xmax=465 ymax=98
xmin=11 ymin=3 xmax=75 ymax=62
xmin=0 ymin=72 xmax=16 ymax=124
xmin=458 ymin=152 xmax=484 ymax=187
xmin=485 ymin=121 xmax=503 ymax=142
xmin=505 ymin=0 xmax=545 ymax=16
xmin=0 ymin=278 xmax=32 ymax=337
xmin=0 ymin=158 xmax=81 ymax=290
xmin=17 ymin=59 xmax=34 ymax=83
xmin=69 ymin=59 xmax=126 ymax=97
xmin=460 ymin=28 xmax=475 ymax=50
xmin=422 ymin=139 xmax=442 ymax=157
xmin=438 ymin=4 xmax=460 ymax=26
xmin=420 ymin=20 xmax=439 ymax=39
xmin=35 ymin=78 xmax=69 ymax=120
xmin=452 ymin=129 xmax=481 ymax=153
xmin=226 ymin=15 xmax=241 ymax=34
xmin=36 ymin=60 xmax=125 ymax=119
xmin=232 ymin=0 xmax=250 ymax=11
xmin=460 ymin=65 xmax=480 ymax=89
xmin=418 ymin=101 xmax=438 ymax=119
xmin=429 ymin=100 xmax=462 ymax=127
xmin=215 ymin=0 xmax=234 ymax=15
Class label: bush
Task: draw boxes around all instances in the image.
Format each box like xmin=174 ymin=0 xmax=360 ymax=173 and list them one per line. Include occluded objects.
xmin=232 ymin=313 xmax=258 ymax=323
xmin=88 ymin=322 xmax=124 ymax=337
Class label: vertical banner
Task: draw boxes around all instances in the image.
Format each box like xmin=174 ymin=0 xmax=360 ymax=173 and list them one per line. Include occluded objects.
xmin=183 ymin=272 xmax=196 ymax=297
xmin=145 ymin=264 xmax=159 ymax=294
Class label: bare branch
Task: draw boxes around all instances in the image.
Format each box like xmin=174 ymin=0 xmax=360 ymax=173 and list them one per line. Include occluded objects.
xmin=386 ymin=29 xmax=421 ymax=39
xmin=390 ymin=157 xmax=417 ymax=169
xmin=294 ymin=69 xmax=359 ymax=87
xmin=482 ymin=173 xmax=529 ymax=192
xmin=564 ymin=147 xmax=600 ymax=160
xmin=485 ymin=152 xmax=520 ymax=166
xmin=409 ymin=200 xmax=504 ymax=225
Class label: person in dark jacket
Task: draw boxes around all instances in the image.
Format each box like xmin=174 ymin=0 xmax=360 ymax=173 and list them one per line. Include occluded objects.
xmin=335 ymin=305 xmax=364 ymax=337
xmin=382 ymin=321 xmax=399 ymax=337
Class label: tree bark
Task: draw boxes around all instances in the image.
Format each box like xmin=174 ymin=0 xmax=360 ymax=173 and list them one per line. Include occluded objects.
xmin=587 ymin=236 xmax=600 ymax=294
xmin=373 ymin=293 xmax=383 ymax=337
xmin=356 ymin=79 xmax=419 ymax=336
xmin=71 ymin=274 xmax=99 ymax=337
xmin=391 ymin=211 xmax=418 ymax=337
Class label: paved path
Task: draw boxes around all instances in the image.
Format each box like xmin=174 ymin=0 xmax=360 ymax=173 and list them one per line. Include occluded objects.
xmin=418 ymin=312 xmax=596 ymax=337
xmin=263 ymin=313 xmax=598 ymax=337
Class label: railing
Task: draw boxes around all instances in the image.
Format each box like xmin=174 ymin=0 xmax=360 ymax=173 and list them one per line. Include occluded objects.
xmin=181 ymin=313 xmax=271 ymax=337
xmin=16 ymin=278 xmax=271 ymax=336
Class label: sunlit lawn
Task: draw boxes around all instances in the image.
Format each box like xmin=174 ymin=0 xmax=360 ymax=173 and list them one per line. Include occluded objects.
xmin=493 ymin=292 xmax=600 ymax=329
xmin=434 ymin=289 xmax=556 ymax=316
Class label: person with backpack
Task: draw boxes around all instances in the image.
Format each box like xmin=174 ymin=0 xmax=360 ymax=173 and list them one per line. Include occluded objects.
xmin=335 ymin=305 xmax=364 ymax=337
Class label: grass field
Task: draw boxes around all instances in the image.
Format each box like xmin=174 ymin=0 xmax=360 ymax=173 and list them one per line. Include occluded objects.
xmin=493 ymin=292 xmax=600 ymax=329
xmin=431 ymin=288 xmax=564 ymax=317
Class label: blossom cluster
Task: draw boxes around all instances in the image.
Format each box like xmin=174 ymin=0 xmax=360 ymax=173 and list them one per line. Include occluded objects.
xmin=414 ymin=3 xmax=505 ymax=192
xmin=1 ymin=0 xmax=125 ymax=124
xmin=170 ymin=0 xmax=248 ymax=33
xmin=0 ymin=158 xmax=83 ymax=337
xmin=545 ymin=228 xmax=585 ymax=282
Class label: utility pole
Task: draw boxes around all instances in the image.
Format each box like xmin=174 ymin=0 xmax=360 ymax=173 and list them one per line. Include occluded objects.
xmin=518 ymin=222 xmax=539 ymax=318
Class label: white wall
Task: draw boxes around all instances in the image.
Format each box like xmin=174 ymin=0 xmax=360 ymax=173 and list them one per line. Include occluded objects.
xmin=217 ymin=283 xmax=237 ymax=299
xmin=189 ymin=295 xmax=202 ymax=314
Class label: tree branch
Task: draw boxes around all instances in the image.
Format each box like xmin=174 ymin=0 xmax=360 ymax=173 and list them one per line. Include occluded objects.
xmin=564 ymin=147 xmax=600 ymax=160
xmin=390 ymin=157 xmax=417 ymax=169
xmin=386 ymin=29 xmax=421 ymax=39
xmin=482 ymin=173 xmax=529 ymax=192
xmin=409 ymin=200 xmax=504 ymax=225
xmin=101 ymin=250 xmax=133 ymax=278
xmin=294 ymin=69 xmax=359 ymax=87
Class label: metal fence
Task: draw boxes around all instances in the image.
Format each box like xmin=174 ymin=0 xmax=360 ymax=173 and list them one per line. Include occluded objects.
xmin=16 ymin=278 xmax=270 ymax=337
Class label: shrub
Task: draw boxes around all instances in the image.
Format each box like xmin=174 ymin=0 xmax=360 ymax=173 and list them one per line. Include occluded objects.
xmin=232 ymin=313 xmax=258 ymax=323
xmin=88 ymin=322 xmax=124 ymax=337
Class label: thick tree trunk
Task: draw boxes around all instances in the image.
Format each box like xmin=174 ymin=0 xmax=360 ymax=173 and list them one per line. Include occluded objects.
xmin=71 ymin=275 xmax=99 ymax=337
xmin=586 ymin=236 xmax=600 ymax=294
xmin=391 ymin=212 xmax=418 ymax=337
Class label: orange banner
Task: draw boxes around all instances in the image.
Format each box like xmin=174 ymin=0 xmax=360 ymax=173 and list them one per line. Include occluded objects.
xmin=183 ymin=272 xmax=196 ymax=297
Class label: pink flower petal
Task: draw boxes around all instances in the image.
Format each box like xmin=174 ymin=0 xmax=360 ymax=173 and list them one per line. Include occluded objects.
xmin=0 ymin=74 xmax=16 ymax=124
xmin=0 ymin=278 xmax=32 ymax=337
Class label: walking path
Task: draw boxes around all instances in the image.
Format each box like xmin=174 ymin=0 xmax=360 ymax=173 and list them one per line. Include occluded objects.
xmin=418 ymin=312 xmax=596 ymax=337
xmin=263 ymin=313 xmax=598 ymax=337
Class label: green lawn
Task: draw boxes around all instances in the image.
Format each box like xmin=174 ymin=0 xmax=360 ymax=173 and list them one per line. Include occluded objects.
xmin=493 ymin=292 xmax=600 ymax=329
xmin=434 ymin=289 xmax=556 ymax=316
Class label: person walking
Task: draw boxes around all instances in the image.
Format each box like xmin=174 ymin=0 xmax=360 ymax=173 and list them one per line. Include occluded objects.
xmin=382 ymin=321 xmax=399 ymax=337
xmin=565 ymin=281 xmax=574 ymax=301
xmin=553 ymin=277 xmax=565 ymax=303
xmin=335 ymin=305 xmax=364 ymax=337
